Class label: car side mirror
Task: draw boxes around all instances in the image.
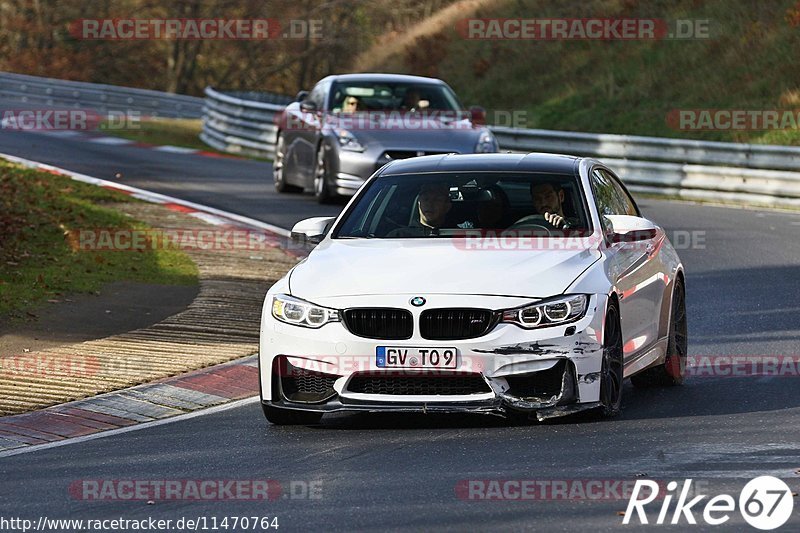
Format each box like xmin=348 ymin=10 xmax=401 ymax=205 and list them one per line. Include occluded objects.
xmin=290 ymin=216 xmax=335 ymax=245
xmin=468 ymin=105 xmax=486 ymax=125
xmin=300 ymin=100 xmax=318 ymax=113
xmin=604 ymin=215 xmax=658 ymax=243
xmin=295 ymin=90 xmax=309 ymax=102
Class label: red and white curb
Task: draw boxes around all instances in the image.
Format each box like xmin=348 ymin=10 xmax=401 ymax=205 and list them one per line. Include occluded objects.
xmin=0 ymin=151 xmax=294 ymax=241
xmin=0 ymin=153 xmax=311 ymax=453
xmin=0 ymin=357 xmax=261 ymax=457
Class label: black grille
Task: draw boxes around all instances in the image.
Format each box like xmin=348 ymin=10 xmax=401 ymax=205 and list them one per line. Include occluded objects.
xmin=505 ymin=360 xmax=568 ymax=399
xmin=279 ymin=358 xmax=338 ymax=403
xmin=419 ymin=308 xmax=498 ymax=340
xmin=342 ymin=308 xmax=413 ymax=340
xmin=346 ymin=373 xmax=490 ymax=395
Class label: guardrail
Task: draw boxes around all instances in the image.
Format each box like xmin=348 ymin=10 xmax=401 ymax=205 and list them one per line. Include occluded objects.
xmin=200 ymin=87 xmax=290 ymax=158
xmin=491 ymin=127 xmax=800 ymax=209
xmin=201 ymin=88 xmax=800 ymax=209
xmin=0 ymin=71 xmax=203 ymax=118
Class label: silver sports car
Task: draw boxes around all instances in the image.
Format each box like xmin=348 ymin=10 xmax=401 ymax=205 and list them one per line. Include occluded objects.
xmin=272 ymin=73 xmax=499 ymax=203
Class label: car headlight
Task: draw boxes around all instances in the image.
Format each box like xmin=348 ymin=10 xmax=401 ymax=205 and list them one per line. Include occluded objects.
xmin=272 ymin=294 xmax=339 ymax=328
xmin=335 ymin=129 xmax=365 ymax=152
xmin=474 ymin=130 xmax=498 ymax=153
xmin=501 ymin=294 xmax=588 ymax=329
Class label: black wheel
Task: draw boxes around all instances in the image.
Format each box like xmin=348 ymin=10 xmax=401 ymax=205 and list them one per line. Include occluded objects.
xmin=599 ymin=300 xmax=624 ymax=418
xmin=273 ymin=133 xmax=302 ymax=193
xmin=262 ymin=404 xmax=323 ymax=426
xmin=313 ymin=144 xmax=337 ymax=204
xmin=631 ymin=279 xmax=688 ymax=387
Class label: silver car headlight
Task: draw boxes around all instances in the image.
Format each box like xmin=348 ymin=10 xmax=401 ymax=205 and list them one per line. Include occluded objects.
xmin=272 ymin=294 xmax=339 ymax=328
xmin=501 ymin=294 xmax=588 ymax=329
xmin=474 ymin=129 xmax=498 ymax=153
xmin=335 ymin=129 xmax=365 ymax=152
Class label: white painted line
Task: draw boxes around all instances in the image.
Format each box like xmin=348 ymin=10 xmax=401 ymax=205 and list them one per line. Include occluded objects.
xmin=153 ymin=145 xmax=199 ymax=154
xmin=0 ymin=396 xmax=260 ymax=459
xmin=38 ymin=130 xmax=85 ymax=138
xmin=0 ymin=152 xmax=291 ymax=237
xmin=189 ymin=212 xmax=229 ymax=226
xmin=88 ymin=136 xmax=134 ymax=145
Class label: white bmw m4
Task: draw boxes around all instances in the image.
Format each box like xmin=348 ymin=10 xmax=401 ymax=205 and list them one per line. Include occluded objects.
xmin=259 ymin=153 xmax=687 ymax=424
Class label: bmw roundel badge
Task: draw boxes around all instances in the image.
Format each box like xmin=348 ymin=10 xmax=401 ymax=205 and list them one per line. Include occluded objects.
xmin=410 ymin=296 xmax=426 ymax=307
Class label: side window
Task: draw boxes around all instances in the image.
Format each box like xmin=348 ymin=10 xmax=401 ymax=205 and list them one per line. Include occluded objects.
xmin=308 ymin=83 xmax=326 ymax=110
xmin=590 ymin=169 xmax=621 ymax=233
xmin=601 ymin=169 xmax=639 ymax=216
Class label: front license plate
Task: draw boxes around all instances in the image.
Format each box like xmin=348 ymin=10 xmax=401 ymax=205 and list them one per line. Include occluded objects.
xmin=376 ymin=347 xmax=457 ymax=369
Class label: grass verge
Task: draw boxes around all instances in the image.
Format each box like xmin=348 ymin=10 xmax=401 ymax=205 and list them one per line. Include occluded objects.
xmin=102 ymin=117 xmax=214 ymax=151
xmin=369 ymin=0 xmax=800 ymax=145
xmin=101 ymin=118 xmax=270 ymax=160
xmin=0 ymin=161 xmax=198 ymax=318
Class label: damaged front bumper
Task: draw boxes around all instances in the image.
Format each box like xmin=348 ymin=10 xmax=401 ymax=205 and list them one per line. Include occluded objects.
xmin=260 ymin=293 xmax=608 ymax=421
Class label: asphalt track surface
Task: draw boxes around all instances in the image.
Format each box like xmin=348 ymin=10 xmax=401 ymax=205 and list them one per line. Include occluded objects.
xmin=1 ymin=126 xmax=799 ymax=531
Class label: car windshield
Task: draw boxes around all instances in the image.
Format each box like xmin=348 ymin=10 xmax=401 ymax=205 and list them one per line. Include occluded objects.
xmin=333 ymin=172 xmax=592 ymax=239
xmin=329 ymin=81 xmax=462 ymax=113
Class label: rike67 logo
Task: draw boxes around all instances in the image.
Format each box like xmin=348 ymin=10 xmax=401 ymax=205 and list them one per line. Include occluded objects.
xmin=623 ymin=476 xmax=795 ymax=530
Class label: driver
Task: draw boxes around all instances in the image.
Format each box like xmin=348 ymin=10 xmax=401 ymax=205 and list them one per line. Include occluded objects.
xmin=514 ymin=181 xmax=579 ymax=230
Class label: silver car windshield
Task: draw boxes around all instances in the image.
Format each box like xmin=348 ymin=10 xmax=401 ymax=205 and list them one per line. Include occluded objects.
xmin=334 ymin=172 xmax=592 ymax=239
xmin=330 ymin=82 xmax=462 ymax=113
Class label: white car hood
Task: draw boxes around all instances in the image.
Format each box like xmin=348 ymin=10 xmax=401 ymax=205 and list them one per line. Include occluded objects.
xmin=289 ymin=239 xmax=601 ymax=300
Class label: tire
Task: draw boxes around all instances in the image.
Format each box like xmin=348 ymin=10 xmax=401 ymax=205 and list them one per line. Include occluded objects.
xmin=631 ymin=279 xmax=688 ymax=388
xmin=262 ymin=404 xmax=323 ymax=426
xmin=599 ymin=300 xmax=624 ymax=418
xmin=273 ymin=133 xmax=302 ymax=193
xmin=313 ymin=144 xmax=337 ymax=204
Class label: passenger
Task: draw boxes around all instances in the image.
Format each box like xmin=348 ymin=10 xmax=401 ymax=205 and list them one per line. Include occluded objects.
xmin=417 ymin=183 xmax=452 ymax=233
xmin=342 ymin=96 xmax=359 ymax=113
xmin=386 ymin=183 xmax=473 ymax=237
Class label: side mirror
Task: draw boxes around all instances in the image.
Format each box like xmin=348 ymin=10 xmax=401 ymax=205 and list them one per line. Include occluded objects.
xmin=604 ymin=215 xmax=658 ymax=243
xmin=300 ymin=100 xmax=318 ymax=113
xmin=469 ymin=105 xmax=486 ymax=125
xmin=295 ymin=90 xmax=309 ymax=102
xmin=290 ymin=216 xmax=335 ymax=245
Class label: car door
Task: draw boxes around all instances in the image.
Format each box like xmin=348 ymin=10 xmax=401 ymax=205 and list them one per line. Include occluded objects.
xmin=591 ymin=167 xmax=664 ymax=362
xmin=294 ymin=81 xmax=328 ymax=186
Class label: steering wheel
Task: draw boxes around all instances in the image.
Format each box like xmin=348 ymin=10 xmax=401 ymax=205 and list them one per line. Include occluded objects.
xmin=509 ymin=215 xmax=553 ymax=236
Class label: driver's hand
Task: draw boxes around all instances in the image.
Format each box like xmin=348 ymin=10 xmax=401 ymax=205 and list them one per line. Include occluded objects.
xmin=543 ymin=212 xmax=566 ymax=229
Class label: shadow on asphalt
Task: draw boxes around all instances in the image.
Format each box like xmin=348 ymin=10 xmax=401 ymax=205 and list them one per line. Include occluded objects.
xmin=619 ymin=376 xmax=800 ymax=420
